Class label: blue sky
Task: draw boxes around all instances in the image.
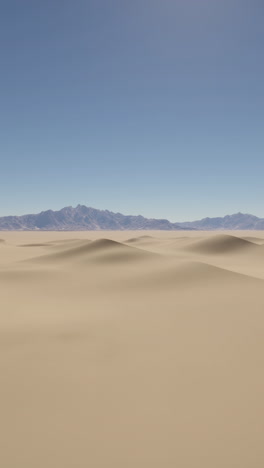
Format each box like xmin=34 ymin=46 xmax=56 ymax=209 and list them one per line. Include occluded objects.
xmin=1 ymin=0 xmax=263 ymax=221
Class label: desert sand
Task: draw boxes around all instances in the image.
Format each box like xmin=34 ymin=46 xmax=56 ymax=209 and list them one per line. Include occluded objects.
xmin=1 ymin=230 xmax=264 ymax=467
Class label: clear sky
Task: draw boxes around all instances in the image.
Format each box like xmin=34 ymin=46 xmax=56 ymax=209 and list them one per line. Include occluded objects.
xmin=1 ymin=0 xmax=263 ymax=221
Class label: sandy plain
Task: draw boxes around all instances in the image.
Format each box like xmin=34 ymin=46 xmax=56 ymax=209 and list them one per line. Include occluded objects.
xmin=0 ymin=230 xmax=264 ymax=467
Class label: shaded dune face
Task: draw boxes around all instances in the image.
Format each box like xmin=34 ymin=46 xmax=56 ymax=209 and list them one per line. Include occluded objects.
xmin=242 ymin=236 xmax=264 ymax=245
xmin=125 ymin=235 xmax=155 ymax=243
xmin=19 ymin=243 xmax=51 ymax=247
xmin=19 ymin=239 xmax=86 ymax=249
xmin=186 ymin=234 xmax=258 ymax=255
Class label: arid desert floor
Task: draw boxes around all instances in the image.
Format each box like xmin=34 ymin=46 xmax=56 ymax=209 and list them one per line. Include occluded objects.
xmin=1 ymin=230 xmax=264 ymax=468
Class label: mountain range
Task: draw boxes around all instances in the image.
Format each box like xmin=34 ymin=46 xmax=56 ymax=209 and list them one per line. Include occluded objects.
xmin=0 ymin=205 xmax=185 ymax=231
xmin=0 ymin=206 xmax=264 ymax=230
xmin=178 ymin=212 xmax=264 ymax=230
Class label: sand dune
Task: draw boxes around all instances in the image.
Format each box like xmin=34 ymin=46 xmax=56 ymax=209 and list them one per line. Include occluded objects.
xmin=242 ymin=236 xmax=264 ymax=244
xmin=116 ymin=261 xmax=263 ymax=294
xmin=27 ymin=238 xmax=159 ymax=265
xmin=1 ymin=230 xmax=264 ymax=468
xmin=0 ymin=268 xmax=58 ymax=282
xmin=186 ymin=233 xmax=257 ymax=254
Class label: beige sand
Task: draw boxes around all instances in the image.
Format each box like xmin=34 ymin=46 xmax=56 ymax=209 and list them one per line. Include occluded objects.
xmin=1 ymin=230 xmax=264 ymax=467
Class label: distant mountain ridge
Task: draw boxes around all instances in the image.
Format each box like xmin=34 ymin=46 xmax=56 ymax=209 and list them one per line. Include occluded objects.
xmin=0 ymin=205 xmax=186 ymax=231
xmin=177 ymin=212 xmax=264 ymax=230
xmin=0 ymin=207 xmax=263 ymax=231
